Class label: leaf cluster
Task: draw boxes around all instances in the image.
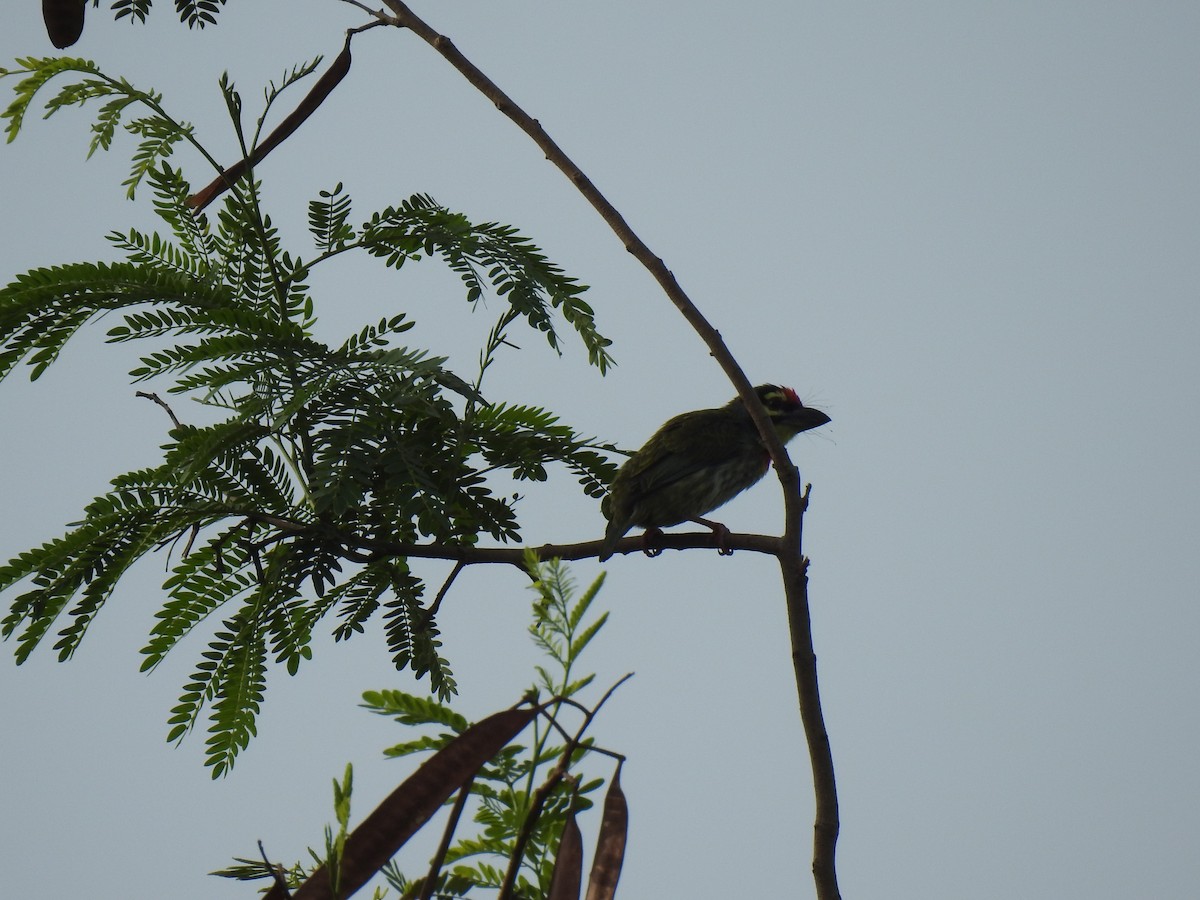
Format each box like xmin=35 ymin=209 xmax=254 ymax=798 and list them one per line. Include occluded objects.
xmin=111 ymin=0 xmax=230 ymax=29
xmin=0 ymin=59 xmax=618 ymax=775
xmin=351 ymin=558 xmax=616 ymax=899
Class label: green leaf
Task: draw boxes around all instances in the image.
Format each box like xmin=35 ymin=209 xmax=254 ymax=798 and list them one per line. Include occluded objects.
xmin=361 ymin=689 xmax=469 ymax=732
xmin=308 ymin=182 xmax=354 ymax=253
xmin=359 ymin=194 xmax=614 ymax=371
xmin=203 ymin=609 xmax=268 ymax=777
xmin=382 ymin=734 xmax=455 ymax=758
xmin=1 ymin=57 xmax=104 ymax=142
xmin=176 ymin=0 xmax=230 ymax=29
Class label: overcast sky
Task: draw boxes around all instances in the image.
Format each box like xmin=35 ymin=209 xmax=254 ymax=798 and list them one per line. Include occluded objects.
xmin=2 ymin=2 xmax=1198 ymax=898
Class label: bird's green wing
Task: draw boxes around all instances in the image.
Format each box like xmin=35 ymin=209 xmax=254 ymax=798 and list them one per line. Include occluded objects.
xmin=623 ymin=409 xmax=754 ymax=496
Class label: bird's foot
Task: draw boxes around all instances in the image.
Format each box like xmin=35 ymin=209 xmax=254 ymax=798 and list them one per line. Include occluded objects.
xmin=691 ymin=517 xmax=733 ymax=555
xmin=640 ymin=527 xmax=665 ymax=557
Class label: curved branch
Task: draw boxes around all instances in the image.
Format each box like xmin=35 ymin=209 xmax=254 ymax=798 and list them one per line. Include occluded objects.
xmin=135 ymin=390 xmax=181 ymax=429
xmin=172 ymin=3 xmax=837 ymax=892
xmin=376 ymin=2 xmax=790 ymax=453
xmin=373 ymin=6 xmax=841 ymax=897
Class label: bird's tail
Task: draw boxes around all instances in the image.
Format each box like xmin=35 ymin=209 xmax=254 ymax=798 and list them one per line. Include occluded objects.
xmin=597 ymin=519 xmax=627 ymax=562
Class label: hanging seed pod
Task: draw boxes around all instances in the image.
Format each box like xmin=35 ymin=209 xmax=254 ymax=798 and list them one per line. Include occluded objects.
xmin=547 ymin=799 xmax=584 ymax=900
xmin=292 ymin=705 xmax=538 ymax=900
xmin=585 ymin=765 xmax=628 ymax=900
xmin=43 ymin=0 xmax=85 ymax=49
xmin=189 ymin=40 xmax=353 ymax=210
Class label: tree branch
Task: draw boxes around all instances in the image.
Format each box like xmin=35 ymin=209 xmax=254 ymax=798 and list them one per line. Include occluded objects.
xmin=135 ymin=390 xmax=181 ymax=429
xmin=418 ymin=777 xmax=473 ymax=900
xmin=181 ymin=4 xmax=839 ymax=893
xmin=231 ymin=511 xmax=783 ymax=567
xmin=781 ymin=488 xmax=841 ymax=895
xmin=371 ymin=6 xmax=841 ymax=896
xmin=375 ymin=2 xmax=786 ymax=442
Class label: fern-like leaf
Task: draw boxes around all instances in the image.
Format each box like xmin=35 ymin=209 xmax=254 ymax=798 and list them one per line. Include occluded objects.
xmin=177 ymin=0 xmax=230 ymax=29
xmin=112 ymin=0 xmax=153 ymax=25
xmin=308 ymin=182 xmax=354 ymax=253
xmin=203 ymin=609 xmax=268 ymax=777
xmin=1 ymin=57 xmax=104 ymax=142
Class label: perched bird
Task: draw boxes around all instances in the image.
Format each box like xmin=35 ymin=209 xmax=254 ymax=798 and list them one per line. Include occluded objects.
xmin=599 ymin=384 xmax=829 ymax=561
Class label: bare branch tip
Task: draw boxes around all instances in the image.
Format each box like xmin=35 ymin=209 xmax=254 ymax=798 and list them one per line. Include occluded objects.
xmin=135 ymin=391 xmax=182 ymax=429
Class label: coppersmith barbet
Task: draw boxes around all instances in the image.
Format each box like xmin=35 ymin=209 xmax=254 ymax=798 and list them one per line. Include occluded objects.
xmin=599 ymin=384 xmax=829 ymax=561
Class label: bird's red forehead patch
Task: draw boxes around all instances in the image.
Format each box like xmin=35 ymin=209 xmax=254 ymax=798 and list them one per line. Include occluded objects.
xmin=782 ymin=386 xmax=800 ymax=405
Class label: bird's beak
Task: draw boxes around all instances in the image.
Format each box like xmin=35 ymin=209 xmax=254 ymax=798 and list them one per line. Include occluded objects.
xmin=787 ymin=406 xmax=831 ymax=433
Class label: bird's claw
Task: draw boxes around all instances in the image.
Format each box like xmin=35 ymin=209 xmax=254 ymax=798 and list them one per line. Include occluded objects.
xmin=641 ymin=527 xmax=665 ymax=558
xmin=715 ymin=526 xmax=733 ymax=555
xmin=691 ymin=517 xmax=733 ymax=555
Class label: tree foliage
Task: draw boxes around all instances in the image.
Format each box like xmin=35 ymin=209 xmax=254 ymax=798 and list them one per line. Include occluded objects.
xmin=111 ymin=0 xmax=230 ymax=29
xmin=372 ymin=557 xmax=618 ymax=898
xmin=213 ymin=555 xmax=626 ymax=899
xmin=10 ymin=4 xmax=845 ymax=897
xmin=0 ymin=56 xmax=616 ymax=776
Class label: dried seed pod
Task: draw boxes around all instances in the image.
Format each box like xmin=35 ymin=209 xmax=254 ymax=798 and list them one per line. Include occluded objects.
xmin=585 ymin=765 xmax=628 ymax=900
xmin=43 ymin=0 xmax=85 ymax=49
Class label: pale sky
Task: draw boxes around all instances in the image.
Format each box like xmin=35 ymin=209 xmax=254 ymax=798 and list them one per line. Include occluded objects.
xmin=2 ymin=2 xmax=1198 ymax=898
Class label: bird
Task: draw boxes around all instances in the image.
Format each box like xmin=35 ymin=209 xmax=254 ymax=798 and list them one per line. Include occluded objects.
xmin=598 ymin=384 xmax=829 ymax=561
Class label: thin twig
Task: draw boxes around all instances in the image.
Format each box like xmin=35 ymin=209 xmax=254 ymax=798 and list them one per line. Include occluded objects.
xmin=152 ymin=507 xmax=781 ymax=567
xmin=337 ymin=0 xmax=388 ymax=19
xmin=181 ymin=522 xmax=199 ymax=558
xmin=497 ymin=674 xmax=632 ymax=899
xmin=538 ymin=696 xmax=629 ymax=766
xmin=135 ymin=390 xmax=181 ymax=428
xmin=258 ymin=840 xmax=293 ymax=899
xmin=779 ymin=490 xmax=840 ymax=895
xmin=424 ymin=560 xmax=465 ymax=621
xmin=418 ymin=778 xmax=474 ymax=900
